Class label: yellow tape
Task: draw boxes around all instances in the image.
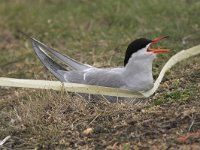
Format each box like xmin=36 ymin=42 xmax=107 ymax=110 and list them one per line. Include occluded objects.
xmin=1 ymin=44 xmax=200 ymax=98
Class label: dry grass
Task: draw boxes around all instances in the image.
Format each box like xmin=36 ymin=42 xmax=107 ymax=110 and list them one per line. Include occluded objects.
xmin=1 ymin=88 xmax=200 ymax=149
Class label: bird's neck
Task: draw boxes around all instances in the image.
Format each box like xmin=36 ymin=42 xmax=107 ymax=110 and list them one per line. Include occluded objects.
xmin=122 ymin=55 xmax=154 ymax=91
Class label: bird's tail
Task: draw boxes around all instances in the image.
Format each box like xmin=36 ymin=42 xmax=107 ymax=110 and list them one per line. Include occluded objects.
xmin=32 ymin=41 xmax=67 ymax=82
xmin=29 ymin=36 xmax=92 ymax=71
xmin=19 ymin=31 xmax=93 ymax=82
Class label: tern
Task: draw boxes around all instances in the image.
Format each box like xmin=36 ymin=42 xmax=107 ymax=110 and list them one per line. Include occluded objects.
xmin=28 ymin=35 xmax=169 ymax=93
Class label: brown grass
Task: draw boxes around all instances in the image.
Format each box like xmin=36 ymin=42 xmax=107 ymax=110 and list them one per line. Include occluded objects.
xmin=1 ymin=86 xmax=200 ymax=149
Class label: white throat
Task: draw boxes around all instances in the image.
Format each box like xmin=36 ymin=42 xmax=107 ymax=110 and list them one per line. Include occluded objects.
xmin=122 ymin=49 xmax=156 ymax=91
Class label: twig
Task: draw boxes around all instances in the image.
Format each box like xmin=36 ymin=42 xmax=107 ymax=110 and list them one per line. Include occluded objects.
xmin=0 ymin=135 xmax=11 ymax=146
xmin=188 ymin=115 xmax=195 ymax=132
xmin=88 ymin=113 xmax=101 ymax=126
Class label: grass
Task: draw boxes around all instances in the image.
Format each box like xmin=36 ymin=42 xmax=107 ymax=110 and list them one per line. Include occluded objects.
xmin=0 ymin=0 xmax=200 ymax=149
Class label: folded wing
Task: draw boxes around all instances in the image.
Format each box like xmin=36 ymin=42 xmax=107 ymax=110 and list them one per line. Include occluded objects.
xmin=32 ymin=41 xmax=67 ymax=82
xmin=30 ymin=37 xmax=93 ymax=71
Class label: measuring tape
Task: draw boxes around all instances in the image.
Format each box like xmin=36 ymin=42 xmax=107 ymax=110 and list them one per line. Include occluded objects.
xmin=1 ymin=44 xmax=200 ymax=98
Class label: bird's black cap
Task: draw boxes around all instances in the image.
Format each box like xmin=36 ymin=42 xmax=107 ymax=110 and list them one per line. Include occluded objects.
xmin=124 ymin=38 xmax=152 ymax=66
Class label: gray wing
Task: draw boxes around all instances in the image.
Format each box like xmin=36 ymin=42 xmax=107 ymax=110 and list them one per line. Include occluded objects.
xmin=85 ymin=70 xmax=125 ymax=87
xmin=32 ymin=41 xmax=66 ymax=82
xmin=65 ymin=69 xmax=125 ymax=88
xmin=30 ymin=37 xmax=93 ymax=71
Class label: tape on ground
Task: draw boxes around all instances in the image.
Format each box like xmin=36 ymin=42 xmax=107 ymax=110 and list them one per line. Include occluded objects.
xmin=0 ymin=44 xmax=200 ymax=98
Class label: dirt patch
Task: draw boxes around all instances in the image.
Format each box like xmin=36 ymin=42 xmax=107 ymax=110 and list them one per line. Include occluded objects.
xmin=0 ymin=87 xmax=200 ymax=149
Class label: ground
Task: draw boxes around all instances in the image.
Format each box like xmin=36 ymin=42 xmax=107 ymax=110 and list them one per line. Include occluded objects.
xmin=0 ymin=0 xmax=200 ymax=149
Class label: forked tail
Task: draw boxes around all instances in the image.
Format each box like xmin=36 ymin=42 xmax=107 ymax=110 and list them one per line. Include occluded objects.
xmin=32 ymin=41 xmax=67 ymax=82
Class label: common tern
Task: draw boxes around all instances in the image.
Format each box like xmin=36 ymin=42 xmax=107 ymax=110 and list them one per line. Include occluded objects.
xmin=28 ymin=35 xmax=169 ymax=94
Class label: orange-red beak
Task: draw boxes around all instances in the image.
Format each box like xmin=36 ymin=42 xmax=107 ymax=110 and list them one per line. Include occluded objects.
xmin=147 ymin=36 xmax=170 ymax=53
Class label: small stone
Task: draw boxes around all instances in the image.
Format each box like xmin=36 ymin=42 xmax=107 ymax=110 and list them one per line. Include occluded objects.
xmin=83 ymin=128 xmax=94 ymax=135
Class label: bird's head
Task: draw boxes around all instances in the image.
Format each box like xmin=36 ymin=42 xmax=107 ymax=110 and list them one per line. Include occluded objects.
xmin=124 ymin=36 xmax=169 ymax=66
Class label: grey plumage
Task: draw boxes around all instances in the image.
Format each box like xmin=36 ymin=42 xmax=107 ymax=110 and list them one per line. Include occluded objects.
xmin=31 ymin=38 xmax=92 ymax=71
xmin=32 ymin=41 xmax=66 ymax=82
xmin=30 ymin=37 xmax=155 ymax=92
xmin=32 ymin=39 xmax=126 ymax=88
xmin=25 ymin=34 xmax=163 ymax=103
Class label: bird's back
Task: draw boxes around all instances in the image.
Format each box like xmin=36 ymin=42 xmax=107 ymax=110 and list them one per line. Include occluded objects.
xmin=62 ymin=68 xmax=125 ymax=88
